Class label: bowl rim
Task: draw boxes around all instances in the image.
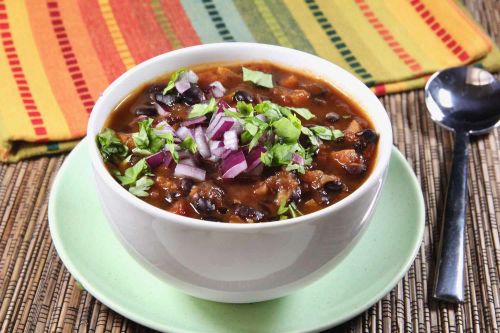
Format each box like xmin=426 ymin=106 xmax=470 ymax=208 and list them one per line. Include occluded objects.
xmin=87 ymin=42 xmax=393 ymax=231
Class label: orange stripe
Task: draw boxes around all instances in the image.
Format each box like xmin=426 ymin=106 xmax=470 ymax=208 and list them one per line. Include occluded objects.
xmin=160 ymin=0 xmax=201 ymax=47
xmin=0 ymin=0 xmax=47 ymax=139
xmin=57 ymin=0 xmax=108 ymax=101
xmin=46 ymin=1 xmax=94 ymax=113
xmin=355 ymin=0 xmax=422 ymax=73
xmin=27 ymin=0 xmax=88 ymax=137
xmin=109 ymin=0 xmax=173 ymax=63
xmin=78 ymin=0 xmax=127 ymax=81
xmin=409 ymin=0 xmax=469 ymax=62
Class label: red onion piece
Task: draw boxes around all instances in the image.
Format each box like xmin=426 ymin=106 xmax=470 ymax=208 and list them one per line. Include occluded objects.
xmin=245 ymin=146 xmax=266 ymax=172
xmin=223 ymin=130 xmax=238 ymax=151
xmin=179 ymin=157 xmax=196 ymax=166
xmin=194 ymin=126 xmax=211 ymax=158
xmin=221 ymin=150 xmax=248 ymax=179
xmin=209 ymin=140 xmax=223 ymax=153
xmin=154 ymin=121 xmax=175 ymax=135
xmin=207 ymin=112 xmax=223 ymax=134
xmin=175 ymin=75 xmax=191 ymax=94
xmin=186 ymin=70 xmax=198 ymax=83
xmin=153 ymin=102 xmax=170 ymax=116
xmin=207 ymin=117 xmax=236 ymax=140
xmin=248 ymin=163 xmax=263 ymax=176
xmin=180 ymin=116 xmax=206 ymax=127
xmin=177 ymin=150 xmax=191 ymax=159
xmin=217 ymin=100 xmax=230 ymax=113
xmin=209 ymin=81 xmax=226 ymax=98
xmin=163 ymin=151 xmax=173 ymax=167
xmin=292 ymin=153 xmax=304 ymax=165
xmin=174 ymin=164 xmax=206 ymax=181
xmin=145 ymin=150 xmax=166 ymax=169
xmin=176 ymin=126 xmax=193 ymax=140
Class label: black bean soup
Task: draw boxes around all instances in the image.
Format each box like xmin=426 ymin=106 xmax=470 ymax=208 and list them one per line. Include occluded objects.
xmin=97 ymin=62 xmax=378 ymax=223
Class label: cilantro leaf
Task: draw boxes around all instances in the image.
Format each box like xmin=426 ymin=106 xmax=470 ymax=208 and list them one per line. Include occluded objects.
xmin=188 ymin=98 xmax=217 ymax=118
xmin=131 ymin=118 xmax=165 ymax=155
xmin=163 ymin=68 xmax=187 ymax=94
xmin=236 ymin=101 xmax=254 ymax=116
xmin=309 ymin=125 xmax=344 ymax=140
xmin=96 ymin=128 xmax=129 ymax=161
xmin=277 ymin=200 xmax=303 ymax=219
xmin=129 ymin=176 xmax=154 ymax=197
xmin=273 ymin=118 xmax=300 ymax=143
xmin=242 ymin=67 xmax=273 ymax=88
xmin=164 ymin=132 xmax=179 ymax=163
xmin=180 ymin=136 xmax=197 ymax=154
xmin=332 ymin=129 xmax=344 ymax=140
xmin=301 ymin=127 xmax=320 ymax=147
xmin=289 ymin=107 xmax=315 ymax=120
xmin=115 ymin=158 xmax=150 ymax=186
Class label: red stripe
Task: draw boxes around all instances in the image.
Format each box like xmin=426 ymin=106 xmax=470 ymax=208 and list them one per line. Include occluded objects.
xmin=78 ymin=0 xmax=126 ymax=82
xmin=159 ymin=0 xmax=201 ymax=46
xmin=373 ymin=84 xmax=386 ymax=96
xmin=410 ymin=0 xmax=469 ymax=62
xmin=47 ymin=1 xmax=94 ymax=113
xmin=110 ymin=0 xmax=172 ymax=63
xmin=0 ymin=0 xmax=47 ymax=138
xmin=355 ymin=0 xmax=422 ymax=73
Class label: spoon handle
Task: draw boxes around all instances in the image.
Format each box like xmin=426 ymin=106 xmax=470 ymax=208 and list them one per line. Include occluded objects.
xmin=433 ymin=130 xmax=469 ymax=303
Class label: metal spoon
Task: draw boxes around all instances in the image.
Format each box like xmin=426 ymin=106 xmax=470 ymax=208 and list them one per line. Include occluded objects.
xmin=425 ymin=66 xmax=500 ymax=303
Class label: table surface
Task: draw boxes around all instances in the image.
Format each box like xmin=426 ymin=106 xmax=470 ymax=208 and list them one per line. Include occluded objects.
xmin=1 ymin=0 xmax=499 ymax=332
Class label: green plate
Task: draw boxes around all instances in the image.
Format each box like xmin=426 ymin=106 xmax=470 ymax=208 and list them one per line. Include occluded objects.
xmin=49 ymin=139 xmax=424 ymax=333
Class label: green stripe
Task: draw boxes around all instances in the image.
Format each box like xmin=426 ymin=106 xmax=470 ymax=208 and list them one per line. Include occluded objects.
xmin=46 ymin=142 xmax=60 ymax=151
xmin=150 ymin=0 xmax=182 ymax=49
xmin=233 ymin=0 xmax=279 ymax=45
xmin=304 ymin=0 xmax=375 ymax=86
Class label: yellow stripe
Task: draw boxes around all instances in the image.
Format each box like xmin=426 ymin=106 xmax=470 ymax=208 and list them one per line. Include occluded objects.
xmin=6 ymin=0 xmax=70 ymax=140
xmin=254 ymin=0 xmax=293 ymax=48
xmin=324 ymin=0 xmax=402 ymax=81
xmin=283 ymin=0 xmax=347 ymax=68
xmin=97 ymin=0 xmax=135 ymax=70
xmin=384 ymin=0 xmax=451 ymax=69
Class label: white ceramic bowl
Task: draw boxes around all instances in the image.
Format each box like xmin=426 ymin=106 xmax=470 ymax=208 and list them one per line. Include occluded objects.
xmin=88 ymin=43 xmax=392 ymax=303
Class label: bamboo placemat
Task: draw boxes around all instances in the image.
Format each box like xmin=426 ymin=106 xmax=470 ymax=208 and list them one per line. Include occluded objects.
xmin=1 ymin=0 xmax=499 ymax=331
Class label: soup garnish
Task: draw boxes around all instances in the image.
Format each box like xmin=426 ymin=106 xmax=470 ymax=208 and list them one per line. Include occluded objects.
xmin=97 ymin=63 xmax=378 ymax=223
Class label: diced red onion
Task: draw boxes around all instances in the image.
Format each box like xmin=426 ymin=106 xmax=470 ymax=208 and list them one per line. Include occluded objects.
xmin=246 ymin=146 xmax=266 ymax=172
xmin=223 ymin=130 xmax=238 ymax=151
xmin=176 ymin=126 xmax=193 ymax=140
xmin=207 ymin=112 xmax=223 ymax=133
xmin=154 ymin=121 xmax=174 ymax=135
xmin=217 ymin=100 xmax=230 ymax=113
xmin=221 ymin=150 xmax=247 ymax=179
xmin=145 ymin=150 xmax=166 ymax=169
xmin=174 ymin=164 xmax=206 ymax=181
xmin=208 ymin=81 xmax=226 ymax=98
xmin=220 ymin=149 xmax=232 ymax=159
xmin=154 ymin=102 xmax=169 ymax=116
xmin=163 ymin=151 xmax=173 ymax=167
xmin=177 ymin=150 xmax=191 ymax=159
xmin=175 ymin=75 xmax=191 ymax=94
xmin=194 ymin=126 xmax=211 ymax=158
xmin=207 ymin=117 xmax=237 ymax=140
xmin=292 ymin=153 xmax=304 ymax=165
xmin=248 ymin=164 xmax=263 ymax=176
xmin=179 ymin=157 xmax=196 ymax=166
xmin=180 ymin=116 xmax=206 ymax=127
xmin=128 ymin=115 xmax=147 ymax=127
xmin=186 ymin=70 xmax=198 ymax=83
xmin=209 ymin=140 xmax=223 ymax=153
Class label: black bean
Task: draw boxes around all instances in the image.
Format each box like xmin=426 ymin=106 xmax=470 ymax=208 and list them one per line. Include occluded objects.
xmin=356 ymin=129 xmax=378 ymax=143
xmin=291 ymin=188 xmax=302 ymax=201
xmin=181 ymin=84 xmax=205 ymax=105
xmin=234 ymin=204 xmax=265 ymax=222
xmin=343 ymin=163 xmax=367 ymax=175
xmin=217 ymin=207 xmax=228 ymax=214
xmin=324 ymin=180 xmax=343 ymax=192
xmin=312 ymin=97 xmax=327 ymax=105
xmin=317 ymin=189 xmax=330 ymax=206
xmin=165 ymin=192 xmax=181 ymax=204
xmin=134 ymin=107 xmax=158 ymax=117
xmin=153 ymin=93 xmax=178 ymax=107
xmin=194 ymin=197 xmax=215 ymax=213
xmin=148 ymin=85 xmax=164 ymax=94
xmin=180 ymin=178 xmax=194 ymax=193
xmin=353 ymin=140 xmax=367 ymax=153
xmin=325 ymin=112 xmax=340 ymax=123
xmin=233 ymin=90 xmax=254 ymax=104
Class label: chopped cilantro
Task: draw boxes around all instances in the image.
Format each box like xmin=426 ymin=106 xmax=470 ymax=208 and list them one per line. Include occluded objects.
xmin=132 ymin=118 xmax=165 ymax=155
xmin=129 ymin=176 xmax=154 ymax=197
xmin=115 ymin=158 xmax=150 ymax=186
xmin=163 ymin=68 xmax=187 ymax=94
xmin=242 ymin=67 xmax=273 ymax=88
xmin=309 ymin=125 xmax=344 ymax=141
xmin=289 ymin=107 xmax=315 ymax=120
xmin=96 ymin=128 xmax=128 ymax=161
xmin=164 ymin=132 xmax=179 ymax=163
xmin=188 ymin=98 xmax=217 ymax=119
xmin=236 ymin=101 xmax=254 ymax=116
xmin=273 ymin=118 xmax=300 ymax=143
xmin=180 ymin=136 xmax=198 ymax=154
xmin=277 ymin=200 xmax=303 ymax=219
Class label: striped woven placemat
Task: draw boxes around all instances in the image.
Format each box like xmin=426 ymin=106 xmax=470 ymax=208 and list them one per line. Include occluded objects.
xmin=0 ymin=0 xmax=499 ymax=332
